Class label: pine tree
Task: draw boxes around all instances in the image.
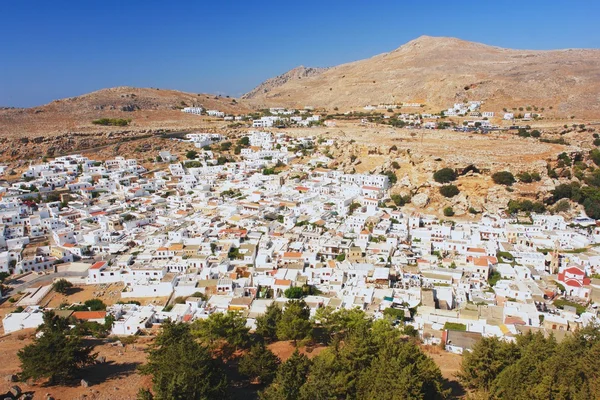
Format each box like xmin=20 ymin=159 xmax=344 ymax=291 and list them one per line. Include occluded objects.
xmin=18 ymin=311 xmax=96 ymax=384
xmin=238 ymin=343 xmax=280 ymax=385
xmin=255 ymin=302 xmax=282 ymax=342
xmin=260 ymin=350 xmax=311 ymax=400
xmin=140 ymin=320 xmax=228 ymax=400
xmin=276 ymin=299 xmax=312 ymax=345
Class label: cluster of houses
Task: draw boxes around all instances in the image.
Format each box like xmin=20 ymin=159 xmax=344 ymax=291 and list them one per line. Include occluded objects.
xmin=182 ymin=105 xmax=323 ymax=128
xmin=1 ymin=134 xmax=599 ymax=352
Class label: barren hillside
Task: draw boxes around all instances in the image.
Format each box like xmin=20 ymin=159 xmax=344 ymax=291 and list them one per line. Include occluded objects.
xmin=0 ymin=86 xmax=249 ymax=138
xmin=244 ymin=36 xmax=600 ymax=117
xmin=241 ymin=66 xmax=328 ymax=100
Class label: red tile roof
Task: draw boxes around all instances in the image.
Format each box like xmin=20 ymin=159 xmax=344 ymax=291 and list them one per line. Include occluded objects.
xmin=90 ymin=261 xmax=106 ymax=270
xmin=72 ymin=311 xmax=107 ymax=320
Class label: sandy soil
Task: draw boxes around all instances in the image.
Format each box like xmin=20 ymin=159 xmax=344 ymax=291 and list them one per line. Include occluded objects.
xmin=267 ymin=340 xmax=327 ymax=361
xmin=39 ymin=283 xmax=125 ymax=309
xmin=0 ymin=331 xmax=152 ymax=400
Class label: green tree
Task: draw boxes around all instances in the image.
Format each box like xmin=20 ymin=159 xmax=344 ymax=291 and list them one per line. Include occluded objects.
xmin=238 ymin=343 xmax=281 ymax=385
xmin=443 ymin=207 xmax=454 ymax=217
xmin=255 ymin=303 xmax=283 ymax=342
xmin=220 ymin=141 xmax=232 ymax=151
xmin=433 ymin=168 xmax=457 ymax=183
xmin=356 ymin=339 xmax=449 ymax=399
xmin=52 ymin=278 xmax=73 ymax=294
xmin=459 ymin=336 xmax=519 ymax=392
xmin=84 ymin=298 xmax=107 ymax=311
xmin=192 ymin=311 xmax=250 ymax=356
xmin=313 ymin=307 xmax=372 ymax=343
xmin=260 ymin=350 xmax=311 ymax=400
xmin=382 ymin=307 xmax=404 ymax=321
xmin=439 ymin=184 xmax=459 ymax=198
xmin=185 ymin=150 xmax=198 ymax=160
xmin=299 ymin=349 xmax=347 ymax=399
xmin=590 ymin=148 xmax=600 ymax=166
xmin=140 ymin=321 xmax=228 ymax=400
xmin=276 ymin=299 xmax=312 ymax=345
xmin=383 ymin=171 xmax=398 ymax=185
xmin=492 ymin=171 xmax=516 ymax=186
xmin=284 ymin=286 xmax=304 ymax=299
xmin=18 ymin=311 xmax=96 ymax=384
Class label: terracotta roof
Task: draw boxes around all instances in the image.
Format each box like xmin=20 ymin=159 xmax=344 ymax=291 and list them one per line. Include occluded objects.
xmin=90 ymin=261 xmax=106 ymax=270
xmin=467 ymin=247 xmax=486 ymax=253
xmin=275 ymin=279 xmax=292 ymax=286
xmin=283 ymin=252 xmax=302 ymax=258
xmin=72 ymin=311 xmax=107 ymax=320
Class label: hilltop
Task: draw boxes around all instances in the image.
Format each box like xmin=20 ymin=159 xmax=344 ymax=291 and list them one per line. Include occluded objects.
xmin=241 ymin=66 xmax=328 ymax=100
xmin=243 ymin=36 xmax=600 ymax=117
xmin=0 ymin=86 xmax=249 ymax=139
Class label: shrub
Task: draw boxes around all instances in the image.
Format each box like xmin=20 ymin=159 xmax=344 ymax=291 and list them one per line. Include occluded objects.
xmin=553 ymin=199 xmax=571 ymax=213
xmin=284 ymin=287 xmax=304 ymax=299
xmin=439 ymin=185 xmax=459 ymax=198
xmin=84 ymin=299 xmax=107 ymax=311
xmin=433 ymin=168 xmax=457 ymax=184
xmin=492 ymin=171 xmax=515 ymax=186
xmin=52 ymin=279 xmax=73 ymax=295
xmin=383 ymin=171 xmax=397 ymax=185
xmin=92 ymin=118 xmax=131 ymax=126
xmin=443 ymin=207 xmax=455 ymax=217
xmin=591 ymin=149 xmax=600 ymax=166
xmin=383 ymin=307 xmax=405 ymax=321
xmin=507 ymin=199 xmax=546 ymax=214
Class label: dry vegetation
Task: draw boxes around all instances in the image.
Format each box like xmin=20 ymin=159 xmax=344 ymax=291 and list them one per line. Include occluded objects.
xmin=244 ymin=36 xmax=600 ymax=118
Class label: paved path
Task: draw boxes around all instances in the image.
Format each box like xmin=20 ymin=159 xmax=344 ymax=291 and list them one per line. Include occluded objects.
xmin=7 ymin=271 xmax=87 ymax=294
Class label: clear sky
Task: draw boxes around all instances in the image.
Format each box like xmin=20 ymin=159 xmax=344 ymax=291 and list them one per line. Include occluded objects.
xmin=1 ymin=0 xmax=599 ymax=107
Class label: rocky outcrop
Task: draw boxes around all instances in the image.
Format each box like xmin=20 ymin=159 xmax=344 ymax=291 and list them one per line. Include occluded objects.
xmin=412 ymin=192 xmax=430 ymax=208
xmin=242 ymin=66 xmax=329 ymax=99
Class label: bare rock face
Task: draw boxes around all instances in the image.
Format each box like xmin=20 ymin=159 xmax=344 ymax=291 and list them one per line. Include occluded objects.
xmin=398 ymin=176 xmax=412 ymax=187
xmin=412 ymin=192 xmax=430 ymax=208
xmin=485 ymin=187 xmax=511 ymax=213
xmin=242 ymin=66 xmax=329 ymax=99
xmin=451 ymin=193 xmax=469 ymax=216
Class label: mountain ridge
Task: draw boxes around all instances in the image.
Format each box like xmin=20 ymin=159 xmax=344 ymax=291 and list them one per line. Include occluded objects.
xmin=243 ymin=36 xmax=600 ymax=116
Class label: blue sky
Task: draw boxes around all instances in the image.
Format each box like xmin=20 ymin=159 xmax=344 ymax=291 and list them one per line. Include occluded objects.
xmin=1 ymin=0 xmax=599 ymax=107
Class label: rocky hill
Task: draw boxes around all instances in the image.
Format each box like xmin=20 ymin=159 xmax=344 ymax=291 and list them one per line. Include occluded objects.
xmin=0 ymin=86 xmax=249 ymax=138
xmin=241 ymin=66 xmax=328 ymax=100
xmin=243 ymin=36 xmax=600 ymax=117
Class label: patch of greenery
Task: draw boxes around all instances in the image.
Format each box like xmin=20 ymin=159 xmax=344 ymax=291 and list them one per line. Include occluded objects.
xmin=92 ymin=118 xmax=131 ymax=126
xmin=443 ymin=322 xmax=467 ymax=331
xmin=433 ymin=168 xmax=457 ymax=184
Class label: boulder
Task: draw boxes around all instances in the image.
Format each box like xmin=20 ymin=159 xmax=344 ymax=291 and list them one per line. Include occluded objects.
xmin=411 ymin=193 xmax=429 ymax=208
xmin=4 ymin=375 xmax=18 ymax=383
xmin=81 ymin=379 xmax=89 ymax=388
xmin=398 ymin=176 xmax=411 ymax=187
